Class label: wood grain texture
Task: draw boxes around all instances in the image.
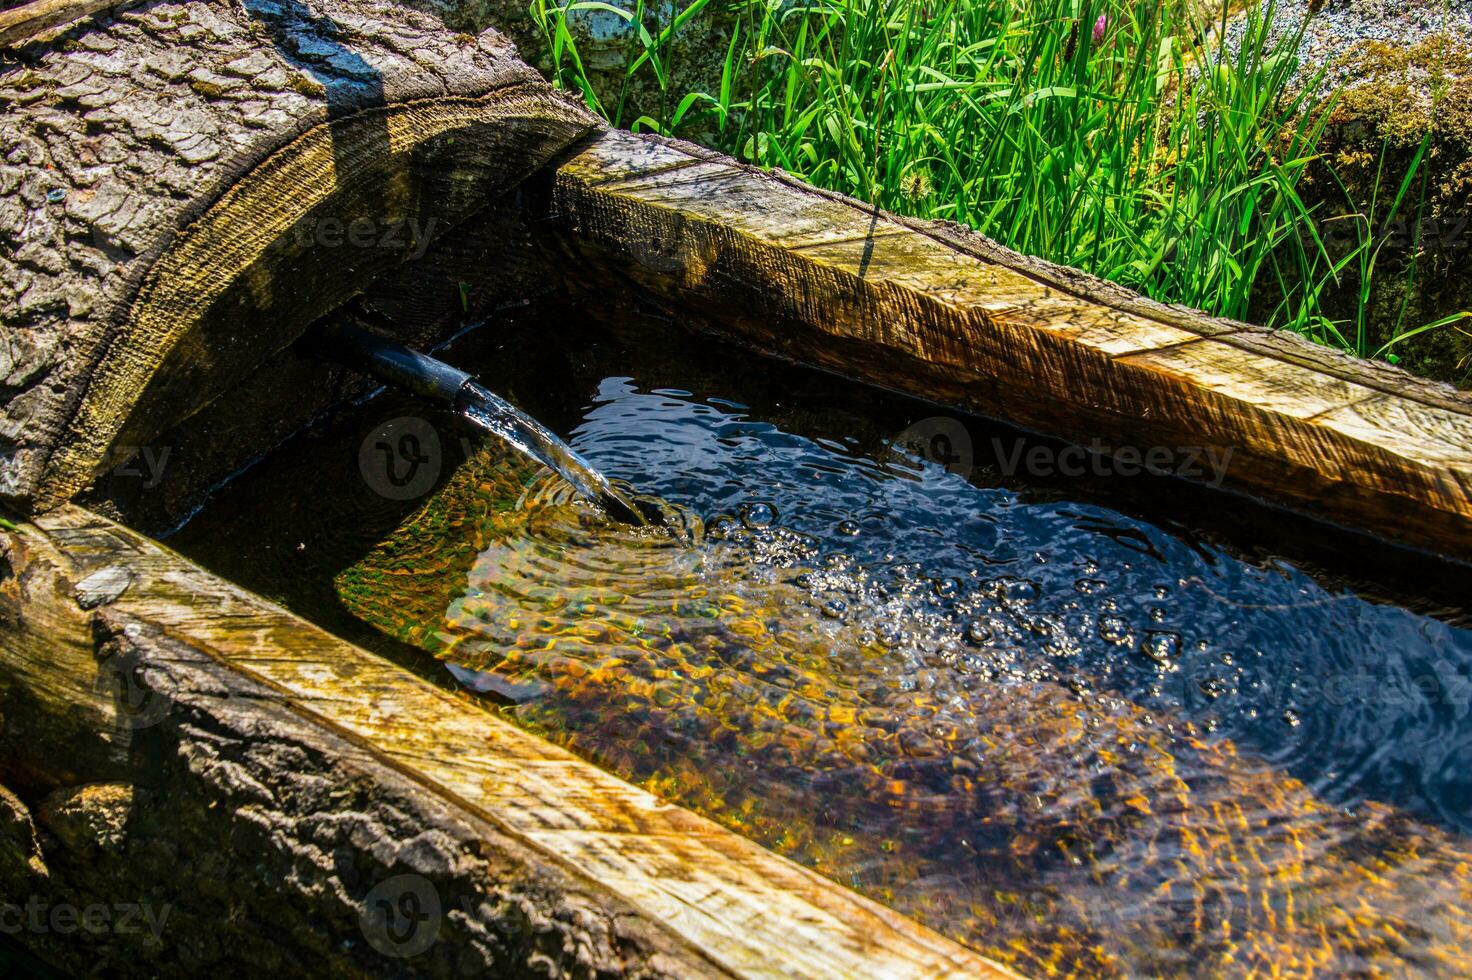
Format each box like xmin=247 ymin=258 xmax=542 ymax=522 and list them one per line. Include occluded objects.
xmin=548 ymin=130 xmax=1472 ymax=559
xmin=0 ymin=506 xmax=1016 ymax=979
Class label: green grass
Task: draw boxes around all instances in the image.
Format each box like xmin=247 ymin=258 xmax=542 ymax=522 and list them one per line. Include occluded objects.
xmin=532 ymin=0 xmax=1466 ymax=363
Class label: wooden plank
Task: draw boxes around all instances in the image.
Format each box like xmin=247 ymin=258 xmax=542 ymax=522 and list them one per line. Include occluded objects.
xmin=1118 ymin=338 xmax=1376 ymax=420
xmin=556 ymin=131 xmax=706 ymax=185
xmin=1 ymin=518 xmax=732 ymax=977
xmin=1311 ymin=394 xmax=1472 ymax=471
xmin=549 ymin=130 xmax=1472 ymax=559
xmin=596 ymin=163 xmax=919 ymax=251
xmin=22 ymin=505 xmax=1017 ymax=980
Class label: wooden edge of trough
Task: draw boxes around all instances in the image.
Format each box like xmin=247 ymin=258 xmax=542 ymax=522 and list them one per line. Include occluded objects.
xmin=0 ymin=504 xmax=1017 ymax=979
xmin=547 ymin=129 xmax=1472 ymax=561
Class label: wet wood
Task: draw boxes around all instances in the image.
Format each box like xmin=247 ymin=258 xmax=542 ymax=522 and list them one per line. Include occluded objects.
xmin=0 ymin=506 xmax=1017 ymax=979
xmin=549 ymin=130 xmax=1472 ymax=559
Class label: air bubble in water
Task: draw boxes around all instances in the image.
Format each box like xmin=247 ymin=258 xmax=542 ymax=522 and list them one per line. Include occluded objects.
xmin=1139 ymin=630 xmax=1182 ymax=665
xmin=1003 ymin=578 xmax=1040 ymax=602
xmin=742 ymin=502 xmax=777 ymax=528
xmin=708 ymin=516 xmax=739 ymax=538
xmin=1098 ymin=615 xmax=1132 ymax=645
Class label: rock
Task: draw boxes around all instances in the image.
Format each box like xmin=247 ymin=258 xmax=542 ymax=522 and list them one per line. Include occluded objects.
xmin=1221 ymin=1 xmax=1472 ymax=384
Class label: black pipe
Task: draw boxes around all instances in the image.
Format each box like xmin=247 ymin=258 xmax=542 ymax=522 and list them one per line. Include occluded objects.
xmin=313 ymin=321 xmax=655 ymax=527
xmin=319 ymin=322 xmax=471 ymax=404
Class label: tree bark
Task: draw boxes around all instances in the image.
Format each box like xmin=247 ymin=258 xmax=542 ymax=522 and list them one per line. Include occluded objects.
xmin=0 ymin=0 xmax=129 ymax=49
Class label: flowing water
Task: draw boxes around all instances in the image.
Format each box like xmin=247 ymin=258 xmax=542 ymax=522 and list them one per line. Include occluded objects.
xmin=172 ymin=300 xmax=1472 ymax=977
xmin=453 ymin=380 xmax=649 ymax=526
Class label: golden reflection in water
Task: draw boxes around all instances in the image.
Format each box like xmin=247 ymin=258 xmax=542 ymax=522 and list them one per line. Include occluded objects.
xmin=337 ymin=446 xmax=1472 ymax=977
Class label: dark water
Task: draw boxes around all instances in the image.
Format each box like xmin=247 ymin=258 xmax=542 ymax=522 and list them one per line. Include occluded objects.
xmin=170 ymin=299 xmax=1472 ymax=975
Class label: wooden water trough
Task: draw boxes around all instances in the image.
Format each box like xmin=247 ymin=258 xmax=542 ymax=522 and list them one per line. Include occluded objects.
xmin=2 ymin=0 xmax=1471 ymax=976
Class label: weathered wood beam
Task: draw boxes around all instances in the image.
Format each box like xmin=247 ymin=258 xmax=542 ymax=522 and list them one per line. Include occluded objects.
xmin=0 ymin=506 xmax=1017 ymax=978
xmin=547 ymin=131 xmax=1472 ymax=560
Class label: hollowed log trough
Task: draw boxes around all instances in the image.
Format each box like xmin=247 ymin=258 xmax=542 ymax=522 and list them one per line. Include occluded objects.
xmin=1 ymin=1 xmax=1470 ymax=976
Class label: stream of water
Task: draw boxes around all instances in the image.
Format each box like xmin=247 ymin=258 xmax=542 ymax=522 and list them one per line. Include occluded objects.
xmin=454 ymin=380 xmax=648 ymax=526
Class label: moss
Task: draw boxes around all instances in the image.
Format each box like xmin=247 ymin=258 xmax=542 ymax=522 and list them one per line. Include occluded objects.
xmin=189 ymin=79 xmax=229 ymax=100
xmin=286 ymin=71 xmax=327 ymax=98
xmin=1330 ymin=37 xmax=1472 ymax=150
xmin=1281 ymin=34 xmax=1472 ymax=385
xmin=5 ymin=71 xmax=48 ymax=92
